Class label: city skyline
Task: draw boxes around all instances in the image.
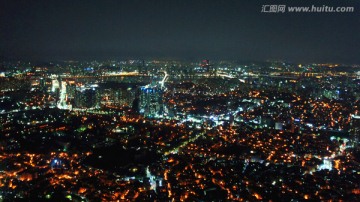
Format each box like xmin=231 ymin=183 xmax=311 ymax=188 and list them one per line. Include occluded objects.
xmin=1 ymin=1 xmax=360 ymax=201
xmin=0 ymin=59 xmax=359 ymax=201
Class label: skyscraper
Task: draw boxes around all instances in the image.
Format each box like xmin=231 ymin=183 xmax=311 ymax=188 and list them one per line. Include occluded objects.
xmin=74 ymin=87 xmax=99 ymax=109
xmin=350 ymin=114 xmax=360 ymax=151
xmin=139 ymin=86 xmax=163 ymax=117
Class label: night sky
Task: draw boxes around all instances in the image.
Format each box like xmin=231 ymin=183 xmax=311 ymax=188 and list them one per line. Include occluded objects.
xmin=0 ymin=0 xmax=359 ymax=63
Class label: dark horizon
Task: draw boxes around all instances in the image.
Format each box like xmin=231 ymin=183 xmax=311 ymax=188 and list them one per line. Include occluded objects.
xmin=1 ymin=0 xmax=359 ymax=64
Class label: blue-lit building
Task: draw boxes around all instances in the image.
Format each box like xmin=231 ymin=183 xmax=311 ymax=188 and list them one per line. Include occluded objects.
xmin=139 ymin=86 xmax=163 ymax=117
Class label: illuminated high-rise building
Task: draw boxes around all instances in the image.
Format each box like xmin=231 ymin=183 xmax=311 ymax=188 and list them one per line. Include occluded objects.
xmin=100 ymin=86 xmax=135 ymax=107
xmin=350 ymin=114 xmax=360 ymax=151
xmin=139 ymin=86 xmax=163 ymax=117
xmin=74 ymin=85 xmax=99 ymax=109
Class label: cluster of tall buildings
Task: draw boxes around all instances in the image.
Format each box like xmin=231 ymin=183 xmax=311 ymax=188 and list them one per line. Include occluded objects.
xmin=53 ymin=77 xmax=166 ymax=117
xmin=139 ymin=85 xmax=164 ymax=117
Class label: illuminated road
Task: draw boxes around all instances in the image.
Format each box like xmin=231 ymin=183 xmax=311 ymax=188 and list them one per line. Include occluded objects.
xmin=146 ymin=166 xmax=161 ymax=192
xmin=159 ymin=71 xmax=168 ymax=89
xmin=57 ymin=81 xmax=69 ymax=109
xmin=165 ymin=130 xmax=206 ymax=156
xmin=62 ymin=71 xmax=141 ymax=78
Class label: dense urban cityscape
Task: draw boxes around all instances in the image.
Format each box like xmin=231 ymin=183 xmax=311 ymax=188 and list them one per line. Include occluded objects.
xmin=1 ymin=0 xmax=359 ymax=201
xmin=0 ymin=59 xmax=359 ymax=201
